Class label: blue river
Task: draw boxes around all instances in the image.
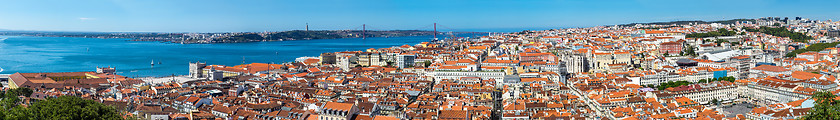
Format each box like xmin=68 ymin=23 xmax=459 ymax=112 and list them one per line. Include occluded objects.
xmin=0 ymin=35 xmax=474 ymax=77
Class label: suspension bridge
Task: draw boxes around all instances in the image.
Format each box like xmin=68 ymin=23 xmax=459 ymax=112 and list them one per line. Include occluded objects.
xmin=311 ymin=23 xmax=489 ymax=40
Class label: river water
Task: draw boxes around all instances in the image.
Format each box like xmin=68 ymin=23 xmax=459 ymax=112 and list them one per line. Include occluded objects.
xmin=0 ymin=35 xmax=460 ymax=77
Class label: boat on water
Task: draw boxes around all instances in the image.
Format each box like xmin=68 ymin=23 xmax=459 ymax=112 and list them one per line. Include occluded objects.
xmin=151 ymin=60 xmax=155 ymax=66
xmin=0 ymin=66 xmax=4 ymax=73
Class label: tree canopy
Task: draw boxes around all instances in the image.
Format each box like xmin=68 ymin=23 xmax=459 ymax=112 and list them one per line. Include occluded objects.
xmin=1 ymin=88 xmax=32 ymax=111
xmin=802 ymin=91 xmax=840 ymax=119
xmin=684 ymin=46 xmax=697 ymax=56
xmin=28 ymin=96 xmax=123 ymax=120
xmin=656 ymin=81 xmax=692 ymax=90
xmin=745 ymin=26 xmax=813 ymax=43
xmin=699 ymin=76 xmax=736 ymax=83
xmin=785 ymin=42 xmax=840 ymax=57
xmin=686 ymin=28 xmax=738 ymax=38
xmin=0 ymin=88 xmax=125 ymax=120
xmin=5 ymin=88 xmax=32 ymax=98
xmin=653 ymin=76 xmax=735 ymax=90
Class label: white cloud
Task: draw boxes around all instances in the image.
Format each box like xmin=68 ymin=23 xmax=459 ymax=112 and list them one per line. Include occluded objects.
xmin=78 ymin=17 xmax=96 ymax=21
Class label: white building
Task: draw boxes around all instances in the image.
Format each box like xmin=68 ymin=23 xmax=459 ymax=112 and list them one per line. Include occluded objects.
xmin=744 ymin=80 xmax=811 ymax=104
xmin=663 ymin=81 xmax=739 ymax=104
xmin=396 ymin=54 xmax=415 ymax=68
xmin=432 ymin=71 xmax=505 ymax=84
xmin=564 ymin=52 xmax=589 ymax=74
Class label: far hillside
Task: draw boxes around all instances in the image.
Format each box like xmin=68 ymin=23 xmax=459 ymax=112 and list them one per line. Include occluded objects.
xmin=617 ymin=19 xmax=756 ymax=27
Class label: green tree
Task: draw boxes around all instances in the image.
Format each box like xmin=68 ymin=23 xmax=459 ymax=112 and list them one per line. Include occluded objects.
xmin=4 ymin=106 xmax=33 ymax=120
xmin=785 ymin=42 xmax=840 ymax=57
xmin=656 ymin=81 xmax=696 ymax=90
xmin=715 ymin=39 xmax=730 ymax=44
xmin=711 ymin=99 xmax=719 ymax=105
xmin=423 ymin=60 xmax=432 ymax=67
xmin=5 ymin=88 xmax=33 ymax=98
xmin=385 ymin=61 xmax=395 ymax=67
xmin=1 ymin=89 xmax=124 ymax=120
xmin=686 ymin=28 xmax=738 ymax=38
xmin=802 ymin=91 xmax=840 ymax=119
xmin=2 ymin=88 xmax=32 ymax=111
xmin=1 ymin=96 xmax=20 ymax=110
xmin=1 ymin=88 xmax=35 ymax=120
xmin=29 ymin=96 xmax=123 ymax=120
xmin=684 ymin=46 xmax=696 ymax=56
xmin=745 ymin=26 xmax=812 ymax=43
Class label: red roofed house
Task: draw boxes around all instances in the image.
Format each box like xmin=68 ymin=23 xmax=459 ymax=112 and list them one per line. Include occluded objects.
xmin=749 ymin=65 xmax=791 ymax=78
xmin=438 ymin=110 xmax=470 ymax=120
xmin=319 ymin=102 xmax=358 ymax=120
xmin=519 ymin=53 xmax=556 ymax=63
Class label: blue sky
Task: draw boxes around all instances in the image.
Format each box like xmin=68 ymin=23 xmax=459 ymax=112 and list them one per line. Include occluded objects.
xmin=0 ymin=0 xmax=839 ymax=32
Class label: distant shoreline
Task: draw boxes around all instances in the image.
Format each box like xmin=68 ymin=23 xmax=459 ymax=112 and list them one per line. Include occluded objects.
xmin=0 ymin=30 xmax=485 ymax=44
xmin=0 ymin=33 xmax=459 ymax=44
